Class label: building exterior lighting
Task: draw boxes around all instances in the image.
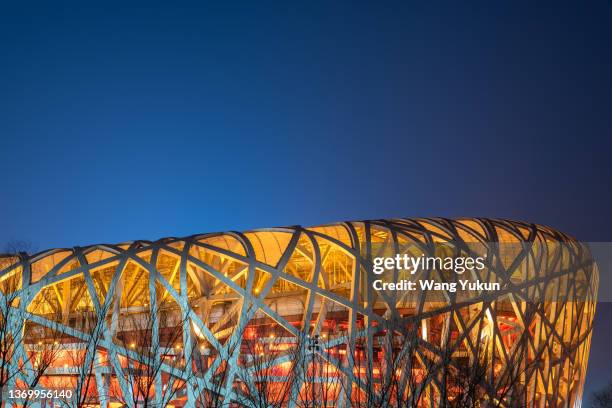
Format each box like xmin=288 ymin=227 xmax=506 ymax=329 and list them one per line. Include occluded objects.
xmin=3 ymin=218 xmax=597 ymax=407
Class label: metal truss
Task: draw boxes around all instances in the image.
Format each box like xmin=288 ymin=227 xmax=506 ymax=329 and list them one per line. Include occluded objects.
xmin=0 ymin=218 xmax=598 ymax=407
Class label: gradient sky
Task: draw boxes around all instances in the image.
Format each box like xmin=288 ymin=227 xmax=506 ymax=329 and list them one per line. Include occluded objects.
xmin=1 ymin=0 xmax=611 ymax=397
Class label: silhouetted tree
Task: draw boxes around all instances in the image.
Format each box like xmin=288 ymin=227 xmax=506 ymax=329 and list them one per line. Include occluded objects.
xmin=590 ymin=383 xmax=612 ymax=408
xmin=345 ymin=322 xmax=430 ymax=408
xmin=234 ymin=328 xmax=302 ymax=408
xmin=56 ymin=300 xmax=114 ymax=408
xmin=1 ymin=242 xmax=62 ymax=407
xmin=112 ymin=306 xmax=191 ymax=408
xmin=189 ymin=331 xmax=241 ymax=408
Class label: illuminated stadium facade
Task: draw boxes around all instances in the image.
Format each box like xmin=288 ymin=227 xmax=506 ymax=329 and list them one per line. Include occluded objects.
xmin=0 ymin=218 xmax=598 ymax=407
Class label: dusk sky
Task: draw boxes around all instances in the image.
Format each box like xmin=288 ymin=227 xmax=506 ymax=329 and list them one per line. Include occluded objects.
xmin=1 ymin=0 xmax=611 ymax=396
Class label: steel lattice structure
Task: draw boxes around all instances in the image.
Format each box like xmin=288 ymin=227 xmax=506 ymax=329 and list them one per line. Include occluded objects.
xmin=0 ymin=218 xmax=598 ymax=407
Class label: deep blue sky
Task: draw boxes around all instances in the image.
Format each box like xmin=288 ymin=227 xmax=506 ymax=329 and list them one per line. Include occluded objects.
xmin=1 ymin=0 xmax=611 ymax=396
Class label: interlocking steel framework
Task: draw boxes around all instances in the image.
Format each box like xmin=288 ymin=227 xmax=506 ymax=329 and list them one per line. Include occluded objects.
xmin=0 ymin=218 xmax=598 ymax=407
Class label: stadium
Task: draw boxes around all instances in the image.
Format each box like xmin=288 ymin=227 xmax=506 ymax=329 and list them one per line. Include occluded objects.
xmin=0 ymin=218 xmax=598 ymax=407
